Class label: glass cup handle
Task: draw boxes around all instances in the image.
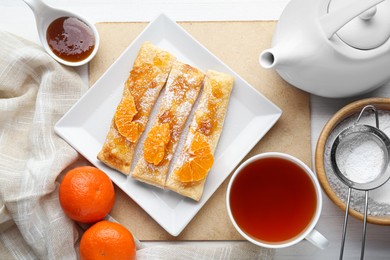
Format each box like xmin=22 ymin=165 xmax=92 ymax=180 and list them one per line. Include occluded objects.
xmin=305 ymin=229 xmax=329 ymax=250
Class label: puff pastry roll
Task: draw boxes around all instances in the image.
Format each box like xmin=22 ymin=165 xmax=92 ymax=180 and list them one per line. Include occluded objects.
xmin=165 ymin=70 xmax=234 ymax=201
xmin=132 ymin=61 xmax=205 ymax=188
xmin=97 ymin=42 xmax=176 ymax=175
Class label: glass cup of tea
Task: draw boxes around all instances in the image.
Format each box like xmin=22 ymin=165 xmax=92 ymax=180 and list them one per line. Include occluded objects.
xmin=226 ymin=152 xmax=329 ymax=249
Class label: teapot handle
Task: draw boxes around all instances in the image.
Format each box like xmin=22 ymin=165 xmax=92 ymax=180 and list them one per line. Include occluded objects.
xmin=320 ymin=0 xmax=385 ymax=39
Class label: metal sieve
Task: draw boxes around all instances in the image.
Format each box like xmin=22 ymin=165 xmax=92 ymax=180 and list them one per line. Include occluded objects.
xmin=330 ymin=105 xmax=390 ymax=260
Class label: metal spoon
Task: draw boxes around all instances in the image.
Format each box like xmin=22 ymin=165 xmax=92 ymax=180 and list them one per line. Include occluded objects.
xmin=22 ymin=0 xmax=99 ymax=66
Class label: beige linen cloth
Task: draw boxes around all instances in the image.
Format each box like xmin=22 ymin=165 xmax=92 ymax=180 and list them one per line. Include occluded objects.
xmin=0 ymin=31 xmax=273 ymax=260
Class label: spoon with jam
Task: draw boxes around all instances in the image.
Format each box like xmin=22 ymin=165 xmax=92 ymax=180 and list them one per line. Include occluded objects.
xmin=22 ymin=0 xmax=99 ymax=66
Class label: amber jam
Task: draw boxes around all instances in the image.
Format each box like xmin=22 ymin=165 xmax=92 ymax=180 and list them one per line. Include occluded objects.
xmin=46 ymin=17 xmax=95 ymax=62
xmin=229 ymin=157 xmax=317 ymax=243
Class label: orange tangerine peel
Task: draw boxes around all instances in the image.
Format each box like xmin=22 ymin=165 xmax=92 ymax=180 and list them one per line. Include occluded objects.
xmin=176 ymin=132 xmax=214 ymax=183
xmin=144 ymin=123 xmax=171 ymax=165
xmin=114 ymin=94 xmax=139 ymax=141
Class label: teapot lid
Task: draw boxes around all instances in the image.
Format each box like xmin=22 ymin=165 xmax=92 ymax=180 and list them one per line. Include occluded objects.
xmin=328 ymin=0 xmax=390 ymax=50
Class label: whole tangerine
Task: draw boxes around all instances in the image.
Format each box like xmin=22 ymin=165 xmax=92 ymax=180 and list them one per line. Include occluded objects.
xmin=80 ymin=220 xmax=136 ymax=260
xmin=59 ymin=166 xmax=115 ymax=223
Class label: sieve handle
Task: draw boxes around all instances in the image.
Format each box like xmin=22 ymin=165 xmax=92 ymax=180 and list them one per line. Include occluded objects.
xmin=340 ymin=188 xmax=352 ymax=260
xmin=361 ymin=191 xmax=369 ymax=260
xmin=356 ymin=105 xmax=379 ymax=128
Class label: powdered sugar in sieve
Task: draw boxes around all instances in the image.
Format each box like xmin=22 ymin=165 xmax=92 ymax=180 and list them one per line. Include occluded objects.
xmin=325 ymin=110 xmax=390 ymax=216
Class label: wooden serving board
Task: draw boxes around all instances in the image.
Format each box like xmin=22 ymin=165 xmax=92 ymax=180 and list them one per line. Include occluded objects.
xmin=89 ymin=21 xmax=311 ymax=240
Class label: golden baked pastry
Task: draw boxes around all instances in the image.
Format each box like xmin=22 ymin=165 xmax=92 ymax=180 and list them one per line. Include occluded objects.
xmin=97 ymin=42 xmax=176 ymax=175
xmin=132 ymin=61 xmax=205 ymax=188
xmin=165 ymin=70 xmax=234 ymax=201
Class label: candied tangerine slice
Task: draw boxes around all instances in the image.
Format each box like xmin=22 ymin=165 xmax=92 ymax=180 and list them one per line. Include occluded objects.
xmin=175 ymin=163 xmax=193 ymax=183
xmin=126 ymin=122 xmax=144 ymax=143
xmin=144 ymin=123 xmax=171 ymax=165
xmin=114 ymin=95 xmax=138 ymax=140
xmin=143 ymin=140 xmax=166 ymax=165
xmin=189 ymin=132 xmax=210 ymax=153
xmin=176 ymin=132 xmax=214 ymax=183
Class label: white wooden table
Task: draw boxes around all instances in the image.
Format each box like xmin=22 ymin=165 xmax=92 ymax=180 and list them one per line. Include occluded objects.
xmin=2 ymin=1 xmax=390 ymax=259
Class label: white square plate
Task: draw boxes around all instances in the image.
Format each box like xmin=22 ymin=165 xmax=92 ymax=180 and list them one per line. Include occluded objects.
xmin=55 ymin=14 xmax=282 ymax=236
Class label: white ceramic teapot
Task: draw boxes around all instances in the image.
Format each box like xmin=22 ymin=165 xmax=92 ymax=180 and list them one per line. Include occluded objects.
xmin=259 ymin=0 xmax=390 ymax=98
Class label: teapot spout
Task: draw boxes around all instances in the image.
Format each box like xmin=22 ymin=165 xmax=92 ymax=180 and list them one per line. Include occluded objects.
xmin=259 ymin=49 xmax=278 ymax=69
xmin=259 ymin=45 xmax=301 ymax=70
